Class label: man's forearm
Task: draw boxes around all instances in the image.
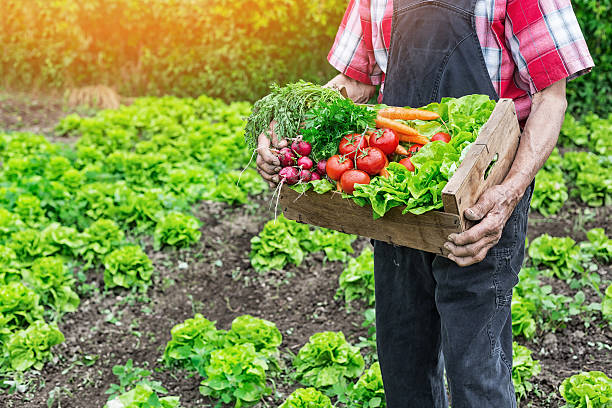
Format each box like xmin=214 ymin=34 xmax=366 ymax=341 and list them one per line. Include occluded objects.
xmin=501 ymin=79 xmax=567 ymax=200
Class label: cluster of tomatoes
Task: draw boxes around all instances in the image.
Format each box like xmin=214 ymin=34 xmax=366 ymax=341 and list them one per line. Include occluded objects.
xmin=326 ymin=128 xmax=451 ymax=194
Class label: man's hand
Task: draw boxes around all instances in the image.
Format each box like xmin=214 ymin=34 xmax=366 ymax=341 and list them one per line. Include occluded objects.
xmin=256 ymin=121 xmax=287 ymax=188
xmin=444 ymin=185 xmax=521 ymax=266
xmin=325 ymin=74 xmax=377 ymax=104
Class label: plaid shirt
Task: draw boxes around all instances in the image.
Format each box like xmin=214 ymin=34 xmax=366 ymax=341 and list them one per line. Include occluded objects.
xmin=328 ymin=0 xmax=593 ymax=121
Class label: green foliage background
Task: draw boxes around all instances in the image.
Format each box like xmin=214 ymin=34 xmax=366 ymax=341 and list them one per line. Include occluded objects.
xmin=0 ymin=0 xmax=610 ymax=114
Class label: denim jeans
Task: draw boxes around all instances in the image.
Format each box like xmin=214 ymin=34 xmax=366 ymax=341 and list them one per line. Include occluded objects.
xmin=373 ymin=182 xmax=533 ymax=408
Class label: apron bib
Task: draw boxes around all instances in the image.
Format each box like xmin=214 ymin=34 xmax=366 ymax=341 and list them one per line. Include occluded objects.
xmin=382 ymin=0 xmax=499 ymax=107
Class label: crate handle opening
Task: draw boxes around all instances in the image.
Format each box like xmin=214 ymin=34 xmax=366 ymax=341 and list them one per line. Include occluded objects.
xmin=483 ymin=153 xmax=499 ymax=180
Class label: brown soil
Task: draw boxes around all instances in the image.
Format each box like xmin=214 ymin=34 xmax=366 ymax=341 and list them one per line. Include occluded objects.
xmin=0 ymin=93 xmax=610 ymax=408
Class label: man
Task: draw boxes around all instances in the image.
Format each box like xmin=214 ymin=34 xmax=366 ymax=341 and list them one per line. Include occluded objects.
xmin=256 ymin=0 xmax=593 ymax=406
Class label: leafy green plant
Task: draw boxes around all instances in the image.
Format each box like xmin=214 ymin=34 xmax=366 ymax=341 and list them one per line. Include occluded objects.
xmin=531 ymin=170 xmax=568 ymax=216
xmin=528 ymin=234 xmax=585 ymax=280
xmin=0 ymin=282 xmax=44 ymax=338
xmin=207 ymin=169 xmax=267 ymax=205
xmin=337 ymin=248 xmax=375 ymax=309
xmin=3 ymin=320 xmax=64 ymax=371
xmin=104 ymin=383 xmax=181 ymax=408
xmin=512 ymin=342 xmax=541 ymax=403
xmin=562 ymin=151 xmax=601 ymax=181
xmin=8 ymin=229 xmax=54 ymax=265
xmin=348 ymin=361 xmax=386 ymax=408
xmin=279 ymin=388 xmax=333 ymax=408
xmin=80 ymin=219 xmax=125 ymax=267
xmin=153 ymin=212 xmax=201 ymax=250
xmin=105 ymin=359 xmax=166 ymax=400
xmin=603 ymin=285 xmax=612 ymax=323
xmin=40 ymin=223 xmax=84 ymax=258
xmin=21 ymin=256 xmax=80 ymax=314
xmin=103 ymin=246 xmax=154 ymax=291
xmin=580 ymin=228 xmax=612 ymax=263
xmin=293 ymin=331 xmax=365 ymax=389
xmin=559 ymin=371 xmax=612 ymax=408
xmin=225 ymin=315 xmax=282 ymax=361
xmin=312 ymin=229 xmax=356 ymax=262
xmin=572 ymin=163 xmax=612 ymax=207
xmin=163 ymin=314 xmax=224 ymax=374
xmin=199 ymin=343 xmax=271 ymax=407
xmin=511 ymin=295 xmax=537 ymax=339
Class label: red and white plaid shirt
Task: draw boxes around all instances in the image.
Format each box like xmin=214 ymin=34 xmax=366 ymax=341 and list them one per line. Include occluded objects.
xmin=328 ymin=0 xmax=593 ymax=121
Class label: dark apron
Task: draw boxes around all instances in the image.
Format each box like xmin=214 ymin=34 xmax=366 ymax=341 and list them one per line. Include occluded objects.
xmin=382 ymin=0 xmax=498 ymax=107
xmin=373 ymin=1 xmax=527 ymax=407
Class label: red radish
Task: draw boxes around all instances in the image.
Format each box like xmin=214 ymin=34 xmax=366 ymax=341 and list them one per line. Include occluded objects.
xmin=297 ymin=156 xmax=314 ymax=170
xmin=317 ymin=160 xmax=327 ymax=175
xmin=279 ymin=166 xmax=300 ymax=185
xmin=279 ymin=147 xmax=296 ymax=167
xmin=310 ymin=172 xmax=322 ymax=181
xmin=299 ymin=169 xmax=312 ymax=182
xmin=292 ymin=140 xmax=312 ymax=157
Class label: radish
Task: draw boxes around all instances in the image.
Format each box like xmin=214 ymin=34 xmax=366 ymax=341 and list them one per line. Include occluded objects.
xmin=297 ymin=156 xmax=314 ymax=170
xmin=299 ymin=169 xmax=312 ymax=182
xmin=310 ymin=172 xmax=322 ymax=181
xmin=316 ymin=159 xmax=327 ymax=175
xmin=292 ymin=140 xmax=312 ymax=157
xmin=278 ymin=147 xmax=296 ymax=167
xmin=279 ymin=166 xmax=300 ymax=185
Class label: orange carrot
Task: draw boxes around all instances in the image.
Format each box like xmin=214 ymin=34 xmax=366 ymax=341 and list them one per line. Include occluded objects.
xmin=376 ymin=116 xmax=420 ymax=136
xmin=378 ymin=107 xmax=440 ymax=121
xmin=336 ymin=181 xmax=342 ymax=192
xmin=378 ymin=167 xmax=390 ymax=178
xmin=397 ymin=132 xmax=430 ymax=145
xmin=395 ymin=144 xmax=409 ymax=156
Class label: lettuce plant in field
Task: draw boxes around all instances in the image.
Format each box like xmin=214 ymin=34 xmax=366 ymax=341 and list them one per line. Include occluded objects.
xmin=103 ymin=246 xmax=154 ymax=291
xmin=349 ymin=362 xmax=386 ymax=408
xmin=572 ymin=164 xmax=612 ymax=207
xmin=559 ymin=371 xmax=612 ymax=408
xmin=225 ymin=315 xmax=282 ymax=361
xmin=312 ymin=229 xmax=356 ymax=262
xmin=199 ymin=343 xmax=271 ymax=407
xmin=80 ymin=219 xmax=125 ymax=267
xmin=3 ymin=320 xmax=64 ymax=371
xmin=9 ymin=229 xmax=53 ymax=265
xmin=40 ymin=223 xmax=84 ymax=258
xmin=0 ymin=282 xmax=44 ymax=338
xmin=104 ymin=383 xmax=181 ymax=408
xmin=512 ymin=342 xmax=541 ymax=403
xmin=528 ymin=234 xmax=584 ymax=280
xmin=580 ymin=228 xmax=612 ymax=263
xmin=163 ymin=314 xmax=225 ymax=374
xmin=337 ymin=248 xmax=375 ymax=309
xmin=0 ymin=209 xmax=23 ymax=241
xmin=293 ymin=331 xmax=365 ymax=388
xmin=562 ymin=151 xmax=601 ymax=181
xmin=22 ymin=256 xmax=79 ymax=314
xmin=279 ymin=388 xmax=333 ymax=408
xmin=602 ymin=285 xmax=612 ymax=323
xmin=153 ymin=212 xmax=201 ymax=250
xmin=511 ymin=295 xmax=537 ymax=339
xmin=531 ymin=170 xmax=568 ymax=216
xmin=206 ymin=169 xmax=267 ymax=205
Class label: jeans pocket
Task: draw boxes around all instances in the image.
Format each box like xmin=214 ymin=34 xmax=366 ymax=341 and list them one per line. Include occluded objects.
xmin=491 ymin=250 xmax=518 ymax=308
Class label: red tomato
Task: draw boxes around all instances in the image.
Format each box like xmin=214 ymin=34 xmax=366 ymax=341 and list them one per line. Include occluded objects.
xmin=356 ymin=147 xmax=387 ymax=175
xmin=431 ymin=132 xmax=451 ymax=143
xmin=399 ymin=157 xmax=415 ymax=172
xmin=340 ymin=169 xmax=371 ymax=194
xmin=326 ymin=155 xmax=354 ymax=181
xmin=339 ymin=133 xmax=368 ymax=160
xmin=408 ymin=144 xmax=423 ymax=156
xmin=368 ymin=128 xmax=399 ymax=155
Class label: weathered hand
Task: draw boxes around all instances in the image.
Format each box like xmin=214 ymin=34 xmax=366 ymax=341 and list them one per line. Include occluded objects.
xmin=444 ymin=184 xmax=521 ymax=267
xmin=256 ymin=121 xmax=288 ymax=188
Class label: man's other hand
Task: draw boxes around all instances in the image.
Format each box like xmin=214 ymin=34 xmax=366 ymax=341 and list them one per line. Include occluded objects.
xmin=256 ymin=121 xmax=287 ymax=189
xmin=325 ymin=74 xmax=377 ymax=104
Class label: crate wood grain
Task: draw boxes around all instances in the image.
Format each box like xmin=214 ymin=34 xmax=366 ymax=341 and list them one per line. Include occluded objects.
xmin=279 ymin=98 xmax=520 ymax=256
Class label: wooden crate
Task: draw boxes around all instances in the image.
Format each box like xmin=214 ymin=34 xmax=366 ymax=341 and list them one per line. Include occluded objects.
xmin=279 ymin=98 xmax=520 ymax=256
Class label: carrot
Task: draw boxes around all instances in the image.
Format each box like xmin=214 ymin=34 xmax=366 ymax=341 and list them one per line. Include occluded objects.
xmin=378 ymin=167 xmax=390 ymax=178
xmin=397 ymin=132 xmax=430 ymax=145
xmin=336 ymin=181 xmax=342 ymax=192
xmin=376 ymin=115 xmax=419 ymax=136
xmin=395 ymin=144 xmax=409 ymax=156
xmin=378 ymin=107 xmax=440 ymax=121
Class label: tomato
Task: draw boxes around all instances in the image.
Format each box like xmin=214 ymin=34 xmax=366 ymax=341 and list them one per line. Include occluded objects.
xmin=340 ymin=169 xmax=370 ymax=194
xmin=339 ymin=133 xmax=368 ymax=160
xmin=326 ymin=155 xmax=354 ymax=181
xmin=408 ymin=144 xmax=423 ymax=156
xmin=356 ymin=147 xmax=387 ymax=175
xmin=431 ymin=132 xmax=451 ymax=143
xmin=399 ymin=157 xmax=415 ymax=172
xmin=368 ymin=128 xmax=399 ymax=155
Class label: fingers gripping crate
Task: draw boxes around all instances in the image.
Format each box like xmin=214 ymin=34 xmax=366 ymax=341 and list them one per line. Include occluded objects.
xmin=279 ymin=98 xmax=520 ymax=257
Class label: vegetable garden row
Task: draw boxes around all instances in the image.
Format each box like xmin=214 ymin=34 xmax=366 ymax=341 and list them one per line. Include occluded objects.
xmin=0 ymin=92 xmax=610 ymax=407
